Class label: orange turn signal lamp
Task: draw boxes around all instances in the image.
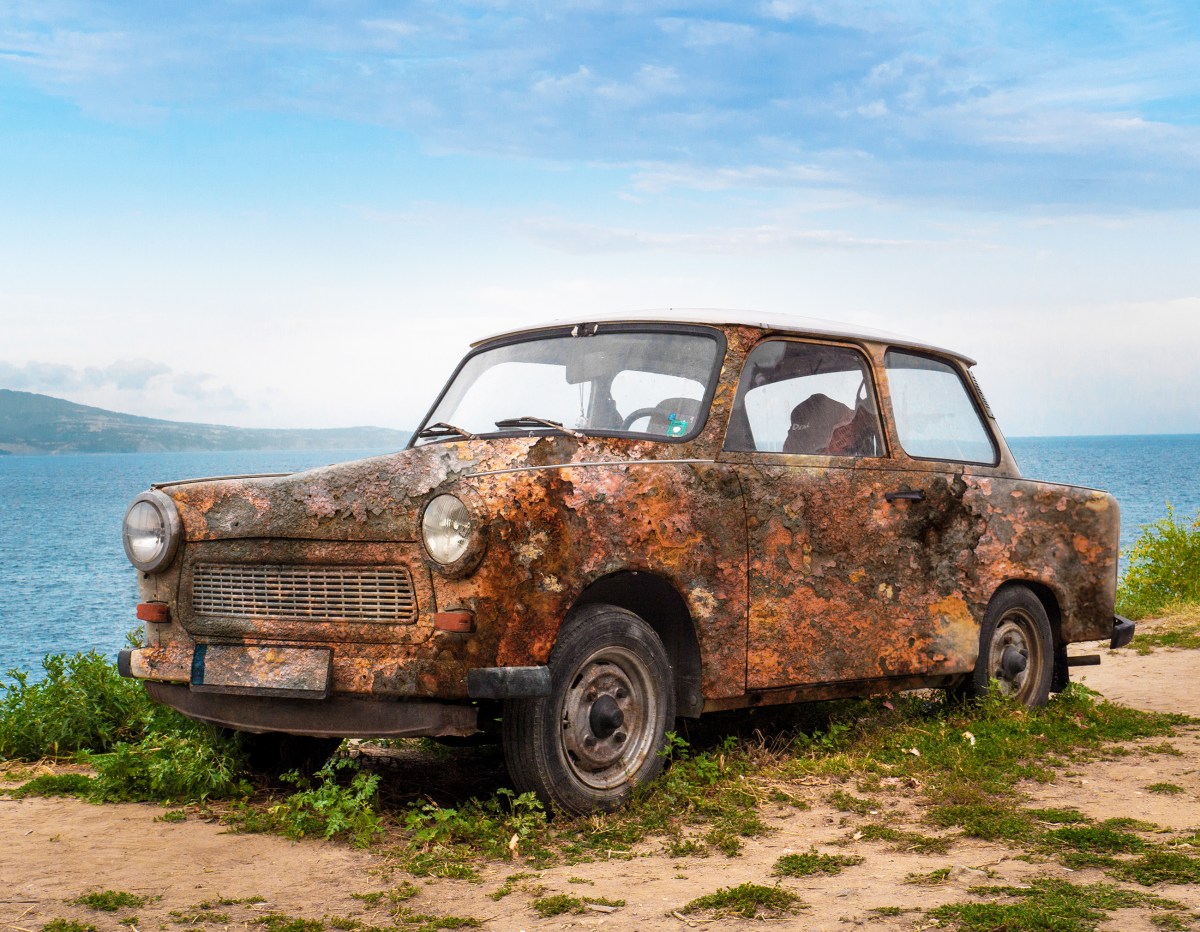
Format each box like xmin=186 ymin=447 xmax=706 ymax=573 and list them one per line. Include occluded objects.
xmin=433 ymin=610 xmax=475 ymax=633
xmin=137 ymin=602 xmax=171 ymax=623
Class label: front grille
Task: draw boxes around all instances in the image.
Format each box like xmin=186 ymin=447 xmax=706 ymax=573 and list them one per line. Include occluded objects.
xmin=192 ymin=563 xmax=417 ymax=623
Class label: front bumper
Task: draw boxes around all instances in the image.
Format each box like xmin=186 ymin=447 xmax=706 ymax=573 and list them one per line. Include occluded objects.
xmin=142 ymin=682 xmax=478 ymax=738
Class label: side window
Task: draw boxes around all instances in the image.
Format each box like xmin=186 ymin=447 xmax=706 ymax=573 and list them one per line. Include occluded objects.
xmin=884 ymin=349 xmax=997 ymax=464
xmin=724 ymin=340 xmax=884 ymax=456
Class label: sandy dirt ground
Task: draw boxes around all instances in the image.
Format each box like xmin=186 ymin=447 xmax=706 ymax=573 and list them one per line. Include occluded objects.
xmin=3 ymin=641 xmax=1199 ymax=932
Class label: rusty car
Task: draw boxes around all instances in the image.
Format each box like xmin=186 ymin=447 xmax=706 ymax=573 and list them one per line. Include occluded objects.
xmin=118 ymin=311 xmax=1134 ymax=813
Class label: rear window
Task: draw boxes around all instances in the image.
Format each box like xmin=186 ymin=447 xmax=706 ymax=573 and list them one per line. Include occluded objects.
xmin=884 ymin=350 xmax=997 ymax=464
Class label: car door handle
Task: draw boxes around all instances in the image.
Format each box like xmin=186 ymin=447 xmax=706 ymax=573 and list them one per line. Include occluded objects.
xmin=885 ymin=489 xmax=925 ymax=503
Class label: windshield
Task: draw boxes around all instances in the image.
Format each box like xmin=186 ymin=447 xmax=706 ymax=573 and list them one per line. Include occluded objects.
xmin=417 ymin=327 xmax=723 ymax=443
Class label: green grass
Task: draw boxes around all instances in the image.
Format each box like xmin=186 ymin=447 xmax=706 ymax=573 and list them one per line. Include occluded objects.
xmin=528 ymin=894 xmax=624 ymax=917
xmin=773 ymin=850 xmax=864 ymax=876
xmin=906 ymin=867 xmax=953 ymax=885
xmin=680 ymin=883 xmax=805 ymax=919
xmin=928 ymin=877 xmax=1184 ymax=932
xmin=1147 ymin=783 xmax=1186 ymax=795
xmin=71 ymin=891 xmax=154 ymax=911
xmin=1112 ymin=850 xmax=1200 ymax=886
xmin=40 ymin=922 xmax=97 ymax=932
xmin=7 ymin=772 xmax=93 ymax=798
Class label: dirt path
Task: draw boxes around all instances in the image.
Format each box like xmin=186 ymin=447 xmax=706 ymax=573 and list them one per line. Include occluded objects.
xmin=3 ymin=646 xmax=1199 ymax=932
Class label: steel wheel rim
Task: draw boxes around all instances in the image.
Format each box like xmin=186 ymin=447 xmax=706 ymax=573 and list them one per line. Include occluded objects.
xmin=989 ymin=610 xmax=1040 ymax=700
xmin=559 ymin=645 xmax=659 ymax=791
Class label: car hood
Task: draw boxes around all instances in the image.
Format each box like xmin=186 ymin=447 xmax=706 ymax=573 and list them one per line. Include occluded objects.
xmin=161 ymin=435 xmax=654 ymax=543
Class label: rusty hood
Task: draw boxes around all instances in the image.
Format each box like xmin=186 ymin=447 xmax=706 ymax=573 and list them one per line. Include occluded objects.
xmin=159 ymin=435 xmax=660 ymax=543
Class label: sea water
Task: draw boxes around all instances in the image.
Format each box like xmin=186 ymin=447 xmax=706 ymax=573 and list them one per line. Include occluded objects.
xmin=0 ymin=436 xmax=1197 ymax=679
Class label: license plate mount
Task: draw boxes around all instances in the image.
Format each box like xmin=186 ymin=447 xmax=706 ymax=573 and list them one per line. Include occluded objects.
xmin=190 ymin=644 xmax=332 ymax=699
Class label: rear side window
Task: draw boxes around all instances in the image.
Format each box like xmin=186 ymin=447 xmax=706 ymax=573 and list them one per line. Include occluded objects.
xmin=884 ymin=349 xmax=997 ymax=464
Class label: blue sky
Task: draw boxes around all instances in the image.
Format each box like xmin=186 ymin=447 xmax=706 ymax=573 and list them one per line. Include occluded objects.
xmin=1 ymin=1 xmax=1199 ymax=436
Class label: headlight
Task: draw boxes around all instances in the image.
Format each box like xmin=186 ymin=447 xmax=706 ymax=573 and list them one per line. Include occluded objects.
xmin=122 ymin=489 xmax=182 ymax=573
xmin=421 ymin=494 xmax=474 ymax=566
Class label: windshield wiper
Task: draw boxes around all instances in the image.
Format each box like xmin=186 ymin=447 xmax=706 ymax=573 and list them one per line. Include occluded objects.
xmin=494 ymin=416 xmax=585 ymax=439
xmin=416 ymin=422 xmax=478 ymax=441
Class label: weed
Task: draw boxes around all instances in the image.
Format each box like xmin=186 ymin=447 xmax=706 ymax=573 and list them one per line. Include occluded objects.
xmin=1112 ymin=850 xmax=1200 ymax=886
xmin=1117 ymin=505 xmax=1200 ymax=619
xmin=929 ymin=877 xmax=1183 ymax=932
xmin=156 ymin=809 xmax=188 ymax=822
xmin=929 ymin=803 xmax=1039 ymax=843
xmin=1151 ymin=914 xmax=1191 ymax=930
xmin=680 ymin=882 xmax=805 ymax=919
xmin=855 ymin=823 xmax=953 ymax=855
xmin=1148 ymin=783 xmax=1186 ymax=795
xmin=403 ymin=787 xmax=547 ymax=861
xmin=395 ymin=851 xmax=480 ymax=882
xmin=488 ymin=873 xmax=541 ymax=901
xmin=567 ymin=876 xmax=592 ymax=885
xmin=1142 ymin=742 xmax=1185 ymax=757
xmin=870 ymin=906 xmax=908 ymax=916
xmin=773 ymin=850 xmax=864 ymax=877
xmin=170 ymin=910 xmax=233 ymax=924
xmin=246 ymin=757 xmax=382 ymax=847
xmin=828 ymin=788 xmax=874 ymax=814
xmin=1030 ymin=808 xmax=1091 ymax=824
xmin=72 ymin=891 xmax=153 ymax=911
xmin=528 ymin=894 xmax=623 ymax=917
xmin=906 ymin=867 xmax=953 ymax=885
xmin=8 ymin=772 xmax=93 ymax=798
xmin=253 ymin=914 xmax=325 ymax=932
xmin=1044 ymin=825 xmax=1146 ymax=854
xmin=41 ymin=922 xmax=98 ymax=932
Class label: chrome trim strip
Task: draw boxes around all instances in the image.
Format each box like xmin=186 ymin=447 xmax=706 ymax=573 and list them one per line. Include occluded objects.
xmin=465 ymin=458 xmax=715 ymax=478
xmin=152 ymin=473 xmax=292 ymax=489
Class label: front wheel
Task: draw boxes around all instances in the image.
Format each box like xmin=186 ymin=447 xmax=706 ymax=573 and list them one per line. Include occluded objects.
xmin=502 ymin=603 xmax=675 ymax=815
xmin=969 ymin=586 xmax=1054 ymax=708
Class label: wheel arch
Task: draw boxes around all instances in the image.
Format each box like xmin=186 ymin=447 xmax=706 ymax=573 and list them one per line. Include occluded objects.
xmin=573 ymin=571 xmax=704 ymax=718
xmin=990 ymin=578 xmax=1068 ymax=691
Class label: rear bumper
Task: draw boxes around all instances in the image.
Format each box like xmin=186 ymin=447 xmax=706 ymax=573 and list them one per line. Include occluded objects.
xmin=1111 ymin=615 xmax=1135 ymax=650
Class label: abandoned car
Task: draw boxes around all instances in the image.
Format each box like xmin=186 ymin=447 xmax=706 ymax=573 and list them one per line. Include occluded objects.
xmin=119 ymin=311 xmax=1134 ymax=813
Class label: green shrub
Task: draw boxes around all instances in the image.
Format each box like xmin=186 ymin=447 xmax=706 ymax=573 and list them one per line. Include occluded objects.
xmin=1118 ymin=505 xmax=1200 ymax=619
xmin=0 ymin=652 xmax=155 ymax=759
xmin=88 ymin=728 xmax=251 ymax=803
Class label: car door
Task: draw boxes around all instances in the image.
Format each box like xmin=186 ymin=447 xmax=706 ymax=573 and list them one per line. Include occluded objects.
xmin=721 ymin=338 xmax=969 ymax=690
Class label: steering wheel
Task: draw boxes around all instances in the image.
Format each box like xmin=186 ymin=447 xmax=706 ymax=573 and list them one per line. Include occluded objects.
xmin=620 ymin=407 xmax=662 ymax=431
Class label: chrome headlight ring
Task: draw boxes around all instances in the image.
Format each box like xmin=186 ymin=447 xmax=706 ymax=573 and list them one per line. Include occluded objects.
xmin=421 ymin=492 xmax=487 ymax=577
xmin=122 ymin=489 xmax=182 ymax=573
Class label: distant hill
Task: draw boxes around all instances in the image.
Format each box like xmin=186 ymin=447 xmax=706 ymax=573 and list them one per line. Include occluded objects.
xmin=0 ymin=389 xmax=411 ymax=455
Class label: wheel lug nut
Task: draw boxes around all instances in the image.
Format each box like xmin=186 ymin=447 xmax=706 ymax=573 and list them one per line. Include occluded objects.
xmin=586 ymin=689 xmax=597 ymax=702
xmin=613 ymin=731 xmax=627 ymax=743
xmin=615 ymin=688 xmax=627 ymax=699
xmin=584 ymin=736 xmax=596 ymax=748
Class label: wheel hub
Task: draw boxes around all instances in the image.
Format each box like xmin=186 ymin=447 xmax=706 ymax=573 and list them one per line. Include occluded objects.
xmin=1000 ymin=645 xmax=1028 ymax=679
xmin=560 ymin=649 xmax=656 ymax=790
xmin=588 ymin=694 xmax=625 ymax=739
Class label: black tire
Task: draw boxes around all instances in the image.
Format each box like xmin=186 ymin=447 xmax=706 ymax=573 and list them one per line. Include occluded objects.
xmin=502 ymin=603 xmax=675 ymax=815
xmin=969 ymin=586 xmax=1054 ymax=708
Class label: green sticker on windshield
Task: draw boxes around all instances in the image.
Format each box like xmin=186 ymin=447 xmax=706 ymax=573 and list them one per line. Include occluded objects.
xmin=667 ymin=414 xmax=689 ymax=437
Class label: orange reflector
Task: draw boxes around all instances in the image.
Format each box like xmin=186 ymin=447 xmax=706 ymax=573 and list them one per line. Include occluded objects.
xmin=434 ymin=610 xmax=474 ymax=633
xmin=137 ymin=602 xmax=171 ymax=623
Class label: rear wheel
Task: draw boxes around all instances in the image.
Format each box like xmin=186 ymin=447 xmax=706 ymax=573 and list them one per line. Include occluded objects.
xmin=502 ymin=603 xmax=675 ymax=815
xmin=970 ymin=586 xmax=1054 ymax=708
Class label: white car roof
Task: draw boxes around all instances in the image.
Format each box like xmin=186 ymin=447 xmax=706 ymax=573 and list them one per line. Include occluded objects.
xmin=474 ymin=308 xmax=976 ymax=365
